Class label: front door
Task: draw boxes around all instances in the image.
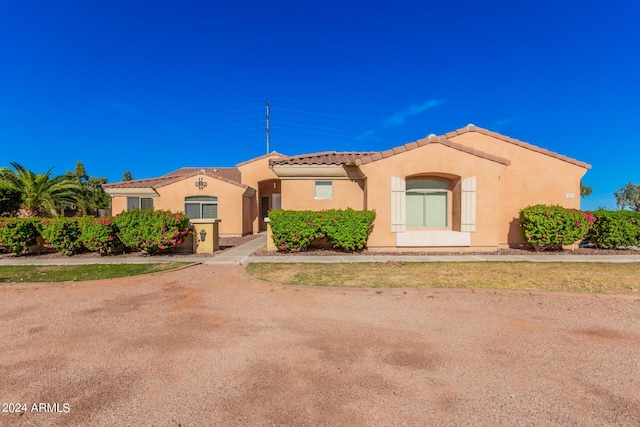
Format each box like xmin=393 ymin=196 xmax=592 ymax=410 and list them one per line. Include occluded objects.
xmin=260 ymin=195 xmax=270 ymax=231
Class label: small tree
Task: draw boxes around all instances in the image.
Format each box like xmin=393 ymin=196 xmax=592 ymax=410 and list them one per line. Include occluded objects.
xmin=122 ymin=171 xmax=133 ymax=181
xmin=580 ymin=180 xmax=592 ymax=198
xmin=0 ymin=163 xmax=81 ymax=217
xmin=73 ymin=161 xmax=88 ymax=181
xmin=615 ymin=183 xmax=640 ymax=211
xmin=65 ymin=162 xmax=110 ymax=216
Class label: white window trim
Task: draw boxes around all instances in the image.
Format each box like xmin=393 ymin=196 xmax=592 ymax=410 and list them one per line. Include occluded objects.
xmin=405 ymin=178 xmax=450 ymax=229
xmin=127 ymin=196 xmax=154 ymax=211
xmin=406 ymin=190 xmax=449 ymax=228
xmin=185 ymin=196 xmax=218 ymax=219
xmin=314 ymin=181 xmax=333 ymax=200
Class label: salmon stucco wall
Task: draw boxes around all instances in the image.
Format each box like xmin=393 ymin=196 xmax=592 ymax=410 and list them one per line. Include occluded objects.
xmin=111 ymin=196 xmax=127 ymax=216
xmin=360 ymin=143 xmax=506 ymax=249
xmin=280 ymin=178 xmax=365 ymax=211
xmin=450 ymin=132 xmax=588 ymax=246
xmin=110 ymin=175 xmax=249 ymax=236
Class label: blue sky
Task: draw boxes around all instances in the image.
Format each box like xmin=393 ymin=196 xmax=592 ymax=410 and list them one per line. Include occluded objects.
xmin=1 ymin=0 xmax=639 ymax=210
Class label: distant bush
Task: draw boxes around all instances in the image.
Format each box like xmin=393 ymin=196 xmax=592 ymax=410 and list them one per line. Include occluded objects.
xmin=269 ymin=208 xmax=376 ymax=252
xmin=590 ymin=210 xmax=640 ymax=249
xmin=0 ymin=218 xmax=39 ymax=255
xmin=113 ymin=209 xmax=190 ymax=255
xmin=37 ymin=218 xmax=83 ymax=256
xmin=79 ymin=217 xmax=120 ymax=255
xmin=519 ymin=205 xmax=591 ymax=251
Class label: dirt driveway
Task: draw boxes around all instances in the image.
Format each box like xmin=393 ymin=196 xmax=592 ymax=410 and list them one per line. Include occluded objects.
xmin=1 ymin=264 xmax=639 ymax=426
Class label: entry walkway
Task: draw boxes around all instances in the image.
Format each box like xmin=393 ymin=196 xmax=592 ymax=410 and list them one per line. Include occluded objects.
xmin=1 ymin=234 xmax=639 ymax=265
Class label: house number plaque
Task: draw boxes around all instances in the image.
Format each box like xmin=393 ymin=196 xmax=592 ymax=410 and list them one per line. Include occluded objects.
xmin=195 ymin=178 xmax=207 ymax=190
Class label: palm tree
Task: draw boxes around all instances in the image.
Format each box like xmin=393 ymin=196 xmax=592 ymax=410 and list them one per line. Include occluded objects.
xmin=0 ymin=162 xmax=82 ymax=217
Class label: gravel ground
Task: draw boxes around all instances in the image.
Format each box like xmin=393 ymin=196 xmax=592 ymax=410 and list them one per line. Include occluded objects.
xmin=1 ymin=264 xmax=639 ymax=426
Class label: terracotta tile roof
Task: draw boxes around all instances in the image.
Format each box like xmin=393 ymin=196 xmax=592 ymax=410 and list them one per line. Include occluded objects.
xmin=102 ymin=175 xmax=186 ymax=189
xmin=103 ymin=167 xmax=249 ymax=190
xmin=236 ymin=151 xmax=286 ymax=167
xmin=270 ymin=151 xmax=377 ymax=166
xmin=444 ymin=124 xmax=592 ymax=169
xmin=353 ymin=135 xmax=511 ymax=166
xmin=163 ymin=167 xmax=242 ymax=183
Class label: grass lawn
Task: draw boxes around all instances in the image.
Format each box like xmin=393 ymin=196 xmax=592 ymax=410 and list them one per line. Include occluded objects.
xmin=246 ymin=262 xmax=640 ymax=295
xmin=0 ymin=262 xmax=192 ymax=283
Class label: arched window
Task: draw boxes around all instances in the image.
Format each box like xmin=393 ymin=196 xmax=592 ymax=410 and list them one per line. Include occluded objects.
xmin=185 ymin=196 xmax=218 ymax=219
xmin=406 ymin=178 xmax=449 ymax=227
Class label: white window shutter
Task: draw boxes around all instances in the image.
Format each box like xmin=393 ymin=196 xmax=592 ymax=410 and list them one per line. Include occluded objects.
xmin=461 ymin=176 xmax=476 ymax=232
xmin=391 ymin=176 xmax=406 ymax=232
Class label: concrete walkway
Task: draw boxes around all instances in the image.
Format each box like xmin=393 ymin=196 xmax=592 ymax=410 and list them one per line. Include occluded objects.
xmin=1 ymin=234 xmax=640 ymax=265
xmin=247 ymin=253 xmax=640 ymax=264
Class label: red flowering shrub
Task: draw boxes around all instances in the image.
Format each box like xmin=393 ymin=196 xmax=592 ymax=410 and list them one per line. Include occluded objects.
xmin=113 ymin=209 xmax=190 ymax=255
xmin=79 ymin=217 xmax=121 ymax=255
xmin=519 ymin=205 xmax=590 ymax=251
xmin=37 ymin=218 xmax=83 ymax=256
xmin=0 ymin=218 xmax=39 ymax=255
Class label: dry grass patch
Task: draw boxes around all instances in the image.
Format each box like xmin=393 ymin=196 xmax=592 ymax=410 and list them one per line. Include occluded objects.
xmin=0 ymin=262 xmax=192 ymax=283
xmin=246 ymin=262 xmax=640 ymax=294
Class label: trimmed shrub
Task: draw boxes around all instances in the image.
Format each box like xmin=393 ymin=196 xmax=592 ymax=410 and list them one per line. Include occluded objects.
xmin=113 ymin=209 xmax=190 ymax=255
xmin=320 ymin=209 xmax=377 ymax=251
xmin=37 ymin=218 xmax=83 ymax=256
xmin=79 ymin=217 xmax=120 ymax=255
xmin=269 ymin=208 xmax=376 ymax=252
xmin=590 ymin=210 xmax=640 ymax=249
xmin=0 ymin=218 xmax=40 ymax=255
xmin=519 ymin=205 xmax=590 ymax=251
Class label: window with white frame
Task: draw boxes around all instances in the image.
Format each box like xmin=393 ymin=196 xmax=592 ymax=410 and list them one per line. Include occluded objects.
xmin=406 ymin=178 xmax=449 ymax=227
xmin=315 ymin=181 xmax=333 ymax=199
xmin=127 ymin=197 xmax=154 ymax=211
xmin=185 ymin=196 xmax=218 ymax=219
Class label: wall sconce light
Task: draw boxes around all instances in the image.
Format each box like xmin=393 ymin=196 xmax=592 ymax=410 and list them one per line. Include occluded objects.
xmin=199 ymin=229 xmax=206 ymax=242
xmin=273 ymin=182 xmax=277 ymax=189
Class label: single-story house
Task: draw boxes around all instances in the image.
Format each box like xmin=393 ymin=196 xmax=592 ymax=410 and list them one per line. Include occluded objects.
xmin=103 ymin=124 xmax=590 ymax=251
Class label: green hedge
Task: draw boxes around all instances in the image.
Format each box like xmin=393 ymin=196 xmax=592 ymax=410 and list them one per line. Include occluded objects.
xmin=0 ymin=210 xmax=191 ymax=256
xmin=590 ymin=210 xmax=640 ymax=249
xmin=519 ymin=205 xmax=592 ymax=251
xmin=269 ymin=208 xmax=376 ymax=252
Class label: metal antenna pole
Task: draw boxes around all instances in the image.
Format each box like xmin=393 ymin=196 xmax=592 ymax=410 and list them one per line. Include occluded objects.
xmin=266 ymin=98 xmax=271 ymax=153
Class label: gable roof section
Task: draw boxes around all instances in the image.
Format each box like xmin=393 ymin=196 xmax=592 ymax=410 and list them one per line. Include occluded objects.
xmin=444 ymin=125 xmax=591 ymax=169
xmin=103 ymin=167 xmax=249 ymax=190
xmin=163 ymin=167 xmax=243 ymax=184
xmin=353 ymin=135 xmax=511 ymax=167
xmin=353 ymin=125 xmax=591 ymax=169
xmin=270 ymin=151 xmax=376 ymax=166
